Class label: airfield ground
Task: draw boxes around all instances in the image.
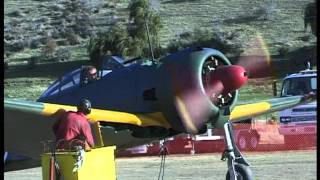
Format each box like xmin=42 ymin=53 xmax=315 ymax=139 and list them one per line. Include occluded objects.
xmin=4 ymin=150 xmax=316 ymax=180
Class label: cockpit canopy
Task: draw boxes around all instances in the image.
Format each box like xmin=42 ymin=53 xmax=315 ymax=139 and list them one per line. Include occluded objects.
xmin=39 ymin=68 xmax=80 ymax=99
xmin=38 ymin=56 xmax=151 ymax=101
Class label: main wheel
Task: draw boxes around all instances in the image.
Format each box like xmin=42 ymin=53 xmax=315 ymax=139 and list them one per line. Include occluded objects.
xmin=237 ymin=134 xmax=248 ymax=150
xmin=249 ymin=134 xmax=259 ymax=151
xmin=226 ymin=163 xmax=253 ymax=180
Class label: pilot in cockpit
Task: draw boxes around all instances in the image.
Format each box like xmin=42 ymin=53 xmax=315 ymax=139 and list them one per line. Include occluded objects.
xmin=83 ymin=66 xmax=98 ymax=84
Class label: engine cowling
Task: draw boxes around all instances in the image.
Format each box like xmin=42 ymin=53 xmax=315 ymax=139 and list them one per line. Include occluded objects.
xmin=156 ymin=47 xmax=242 ymax=134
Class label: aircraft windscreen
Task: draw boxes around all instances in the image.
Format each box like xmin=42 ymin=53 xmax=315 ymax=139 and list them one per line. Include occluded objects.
xmin=39 ymin=68 xmax=81 ymax=99
xmin=281 ymin=77 xmax=317 ymax=96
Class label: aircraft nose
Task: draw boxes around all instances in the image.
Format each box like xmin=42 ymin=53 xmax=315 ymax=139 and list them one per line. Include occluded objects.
xmin=208 ymin=65 xmax=248 ymax=95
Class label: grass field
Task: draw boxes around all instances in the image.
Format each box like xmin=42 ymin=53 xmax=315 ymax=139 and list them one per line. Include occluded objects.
xmin=4 ymin=150 xmax=316 ymax=180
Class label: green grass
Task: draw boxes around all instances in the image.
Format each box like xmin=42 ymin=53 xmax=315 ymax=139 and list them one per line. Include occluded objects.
xmin=158 ymin=0 xmax=315 ymax=53
xmin=69 ymin=46 xmax=90 ymax=61
xmin=7 ymin=49 xmax=42 ymax=62
xmin=237 ymin=78 xmax=283 ymax=104
xmin=238 ymin=85 xmax=274 ymax=104
xmin=4 ymin=77 xmax=54 ymax=100
xmin=4 ymin=83 xmax=49 ymax=100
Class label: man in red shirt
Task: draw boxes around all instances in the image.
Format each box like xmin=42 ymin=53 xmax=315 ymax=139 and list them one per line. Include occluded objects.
xmin=53 ymin=99 xmax=95 ymax=150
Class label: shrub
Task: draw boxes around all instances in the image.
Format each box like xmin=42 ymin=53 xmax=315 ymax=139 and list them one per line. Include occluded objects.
xmin=88 ymin=23 xmax=130 ymax=66
xmin=128 ymin=0 xmax=162 ymax=57
xmin=252 ymin=2 xmax=276 ymax=20
xmin=87 ymin=0 xmax=163 ymax=63
xmin=87 ymin=36 xmax=103 ymax=65
xmin=166 ymin=28 xmax=243 ymax=57
xmin=56 ymin=48 xmax=71 ymax=61
xmin=278 ymin=46 xmax=290 ymax=56
xmin=66 ymin=33 xmax=80 ymax=45
xmin=103 ymin=2 xmax=116 ymax=8
xmin=30 ymin=39 xmax=41 ymax=49
xmin=304 ymin=2 xmax=316 ymax=35
xmin=41 ymin=39 xmax=57 ymax=59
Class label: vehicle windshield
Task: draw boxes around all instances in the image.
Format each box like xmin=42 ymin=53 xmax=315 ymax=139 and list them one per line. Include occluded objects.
xmin=281 ymin=77 xmax=317 ymax=96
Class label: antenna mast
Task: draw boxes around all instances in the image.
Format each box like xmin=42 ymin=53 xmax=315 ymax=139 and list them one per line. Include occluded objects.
xmin=145 ymin=19 xmax=155 ymax=62
xmin=306 ymin=61 xmax=311 ymax=70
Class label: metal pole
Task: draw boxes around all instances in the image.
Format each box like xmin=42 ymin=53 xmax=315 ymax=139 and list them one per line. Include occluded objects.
xmin=145 ymin=20 xmax=155 ymax=62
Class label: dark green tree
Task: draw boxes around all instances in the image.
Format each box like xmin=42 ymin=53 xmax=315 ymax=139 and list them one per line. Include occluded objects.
xmin=87 ymin=0 xmax=163 ymax=64
xmin=88 ymin=23 xmax=129 ymax=65
xmin=128 ymin=0 xmax=163 ymax=58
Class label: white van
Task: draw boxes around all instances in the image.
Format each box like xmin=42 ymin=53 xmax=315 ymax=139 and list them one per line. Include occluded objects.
xmin=278 ymin=68 xmax=317 ymax=147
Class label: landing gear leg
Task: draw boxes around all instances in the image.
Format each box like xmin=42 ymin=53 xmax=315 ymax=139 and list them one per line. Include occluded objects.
xmin=221 ymin=122 xmax=253 ymax=180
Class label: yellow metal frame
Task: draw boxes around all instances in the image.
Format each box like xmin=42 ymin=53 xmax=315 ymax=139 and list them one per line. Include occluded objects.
xmin=42 ymin=121 xmax=116 ymax=180
xmin=92 ymin=121 xmax=104 ymax=147
xmin=41 ymin=146 xmax=116 ymax=180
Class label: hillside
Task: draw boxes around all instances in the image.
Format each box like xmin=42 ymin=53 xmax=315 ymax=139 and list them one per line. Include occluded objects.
xmin=4 ymin=0 xmax=129 ymax=63
xmin=4 ymin=0 xmax=316 ymax=62
xmin=4 ymin=0 xmax=316 ymax=101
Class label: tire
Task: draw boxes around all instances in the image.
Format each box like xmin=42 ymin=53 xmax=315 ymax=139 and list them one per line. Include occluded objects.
xmin=249 ymin=134 xmax=259 ymax=151
xmin=226 ymin=163 xmax=253 ymax=180
xmin=237 ymin=134 xmax=248 ymax=150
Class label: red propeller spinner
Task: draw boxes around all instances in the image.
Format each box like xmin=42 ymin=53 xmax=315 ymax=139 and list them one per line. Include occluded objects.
xmin=205 ymin=65 xmax=248 ymax=101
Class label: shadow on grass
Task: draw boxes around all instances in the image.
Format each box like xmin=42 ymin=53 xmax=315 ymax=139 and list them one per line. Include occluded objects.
xmin=162 ymin=0 xmax=200 ymax=4
xmin=221 ymin=14 xmax=267 ymax=25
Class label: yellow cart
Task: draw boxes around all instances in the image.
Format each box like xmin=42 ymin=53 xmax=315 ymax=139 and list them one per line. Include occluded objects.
xmin=42 ymin=122 xmax=116 ymax=180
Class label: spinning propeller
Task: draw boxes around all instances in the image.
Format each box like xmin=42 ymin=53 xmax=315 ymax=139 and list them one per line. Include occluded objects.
xmin=158 ymin=34 xmax=272 ymax=134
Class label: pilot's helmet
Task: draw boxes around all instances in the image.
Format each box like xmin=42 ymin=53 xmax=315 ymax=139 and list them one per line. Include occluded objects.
xmin=77 ymin=99 xmax=92 ymax=115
